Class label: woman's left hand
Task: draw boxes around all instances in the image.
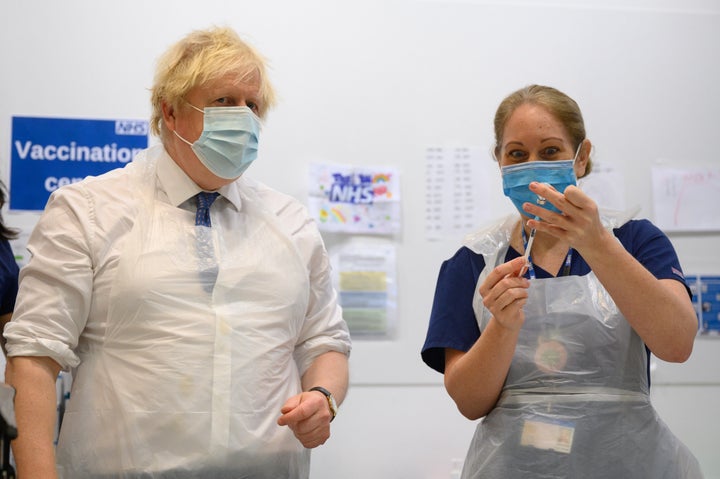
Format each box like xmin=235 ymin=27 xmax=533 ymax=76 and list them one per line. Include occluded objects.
xmin=523 ymin=182 xmax=611 ymax=254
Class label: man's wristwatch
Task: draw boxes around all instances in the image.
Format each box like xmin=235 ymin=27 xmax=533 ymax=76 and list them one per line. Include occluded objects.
xmin=309 ymin=386 xmax=338 ymax=422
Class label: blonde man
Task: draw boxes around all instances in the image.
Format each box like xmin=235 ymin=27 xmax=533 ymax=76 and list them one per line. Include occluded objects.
xmin=5 ymin=27 xmax=350 ymax=479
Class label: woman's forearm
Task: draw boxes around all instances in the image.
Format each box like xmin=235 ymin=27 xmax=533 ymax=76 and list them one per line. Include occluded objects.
xmin=444 ymin=317 xmax=520 ymax=420
xmin=579 ymin=237 xmax=697 ymax=362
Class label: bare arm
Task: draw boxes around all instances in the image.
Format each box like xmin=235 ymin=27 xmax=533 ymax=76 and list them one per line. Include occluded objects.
xmin=574 ymin=236 xmax=696 ymax=361
xmin=526 ymin=183 xmax=697 ymax=362
xmin=277 ymin=351 xmax=349 ymax=448
xmin=5 ymin=355 xmax=62 ymax=479
xmin=0 ymin=312 xmax=11 ymax=356
xmin=444 ymin=256 xmax=529 ymax=420
xmin=300 ymin=350 xmax=349 ymax=406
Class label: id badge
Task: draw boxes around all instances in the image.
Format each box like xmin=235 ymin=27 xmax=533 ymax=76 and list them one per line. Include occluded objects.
xmin=520 ymin=418 xmax=575 ymax=454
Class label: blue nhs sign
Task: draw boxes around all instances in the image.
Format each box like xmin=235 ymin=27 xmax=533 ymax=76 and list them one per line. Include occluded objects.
xmin=10 ymin=116 xmax=148 ymax=211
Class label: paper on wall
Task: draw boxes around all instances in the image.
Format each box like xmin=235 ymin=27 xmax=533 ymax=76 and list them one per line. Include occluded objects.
xmin=307 ymin=163 xmax=401 ymax=235
xmin=651 ymin=166 xmax=720 ymax=232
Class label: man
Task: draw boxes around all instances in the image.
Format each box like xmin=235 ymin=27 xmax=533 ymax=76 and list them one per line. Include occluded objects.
xmin=5 ymin=27 xmax=351 ymax=478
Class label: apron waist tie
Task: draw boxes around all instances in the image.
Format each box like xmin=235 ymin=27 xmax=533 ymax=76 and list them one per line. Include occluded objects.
xmin=498 ymin=387 xmax=649 ymax=406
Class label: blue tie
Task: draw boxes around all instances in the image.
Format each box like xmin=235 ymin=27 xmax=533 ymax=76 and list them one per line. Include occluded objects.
xmin=194 ymin=192 xmax=220 ymax=293
xmin=195 ymin=192 xmax=219 ymax=227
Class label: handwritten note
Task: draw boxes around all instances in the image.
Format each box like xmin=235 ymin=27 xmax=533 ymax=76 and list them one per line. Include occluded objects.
xmin=651 ymin=166 xmax=720 ymax=232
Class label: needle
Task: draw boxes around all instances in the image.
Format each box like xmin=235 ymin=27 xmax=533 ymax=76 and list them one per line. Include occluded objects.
xmin=518 ymin=227 xmax=536 ymax=277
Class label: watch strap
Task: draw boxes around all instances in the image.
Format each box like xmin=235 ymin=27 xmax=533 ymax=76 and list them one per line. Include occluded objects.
xmin=309 ymin=386 xmax=337 ymax=422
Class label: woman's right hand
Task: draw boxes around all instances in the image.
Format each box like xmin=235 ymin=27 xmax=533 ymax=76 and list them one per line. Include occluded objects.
xmin=479 ymin=256 xmax=530 ymax=332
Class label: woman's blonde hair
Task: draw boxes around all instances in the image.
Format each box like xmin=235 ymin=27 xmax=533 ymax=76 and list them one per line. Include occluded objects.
xmin=150 ymin=26 xmax=276 ymax=138
xmin=493 ymin=84 xmax=592 ymax=176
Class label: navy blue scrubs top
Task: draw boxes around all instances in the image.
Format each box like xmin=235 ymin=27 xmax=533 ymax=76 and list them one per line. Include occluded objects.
xmin=0 ymin=239 xmax=19 ymax=316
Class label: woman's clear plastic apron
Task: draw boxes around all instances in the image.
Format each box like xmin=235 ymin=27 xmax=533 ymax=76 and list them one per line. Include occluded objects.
xmin=56 ymin=150 xmax=311 ymax=478
xmin=460 ymin=214 xmax=703 ymax=478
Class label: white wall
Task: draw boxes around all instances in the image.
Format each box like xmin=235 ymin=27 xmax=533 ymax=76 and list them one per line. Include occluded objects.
xmin=1 ymin=1 xmax=719 ymax=477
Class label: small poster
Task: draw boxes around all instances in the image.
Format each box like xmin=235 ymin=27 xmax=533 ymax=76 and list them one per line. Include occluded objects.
xmin=330 ymin=240 xmax=397 ymax=338
xmin=308 ymin=163 xmax=401 ymax=235
xmin=424 ymin=146 xmax=513 ymax=241
xmin=687 ymin=275 xmax=720 ymax=336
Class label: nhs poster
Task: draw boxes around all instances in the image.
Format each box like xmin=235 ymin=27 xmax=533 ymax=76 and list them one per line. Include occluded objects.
xmin=308 ymin=163 xmax=401 ymax=235
xmin=10 ymin=116 xmax=148 ymax=211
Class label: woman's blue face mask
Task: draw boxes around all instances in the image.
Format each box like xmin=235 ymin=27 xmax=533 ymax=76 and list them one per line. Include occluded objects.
xmin=500 ymin=145 xmax=581 ymax=217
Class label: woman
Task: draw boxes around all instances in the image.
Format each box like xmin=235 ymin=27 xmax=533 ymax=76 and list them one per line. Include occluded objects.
xmin=422 ymin=85 xmax=702 ymax=478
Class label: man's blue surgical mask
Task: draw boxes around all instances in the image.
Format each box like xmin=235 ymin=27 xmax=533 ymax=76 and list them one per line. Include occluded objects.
xmin=174 ymin=104 xmax=261 ymax=179
xmin=500 ymin=145 xmax=580 ymax=217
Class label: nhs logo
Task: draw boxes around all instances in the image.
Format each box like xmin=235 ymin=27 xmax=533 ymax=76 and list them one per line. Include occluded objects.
xmin=115 ymin=120 xmax=149 ymax=136
xmin=328 ymin=173 xmax=375 ymax=204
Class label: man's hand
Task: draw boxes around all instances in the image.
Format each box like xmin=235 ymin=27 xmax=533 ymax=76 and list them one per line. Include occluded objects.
xmin=277 ymin=390 xmax=333 ymax=448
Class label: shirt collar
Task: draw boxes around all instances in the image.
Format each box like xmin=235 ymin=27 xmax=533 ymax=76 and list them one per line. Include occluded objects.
xmin=156 ymin=147 xmax=243 ymax=211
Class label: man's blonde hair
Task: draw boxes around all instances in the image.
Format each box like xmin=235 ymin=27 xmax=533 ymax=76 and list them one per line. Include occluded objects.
xmin=150 ymin=26 xmax=276 ymax=139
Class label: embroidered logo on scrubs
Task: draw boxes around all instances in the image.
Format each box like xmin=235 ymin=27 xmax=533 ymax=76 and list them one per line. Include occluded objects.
xmin=534 ymin=338 xmax=568 ymax=373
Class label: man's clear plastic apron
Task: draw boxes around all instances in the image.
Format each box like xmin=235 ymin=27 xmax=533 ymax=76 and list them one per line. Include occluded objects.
xmin=56 ymin=150 xmax=311 ymax=478
xmin=461 ymin=214 xmax=703 ymax=478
